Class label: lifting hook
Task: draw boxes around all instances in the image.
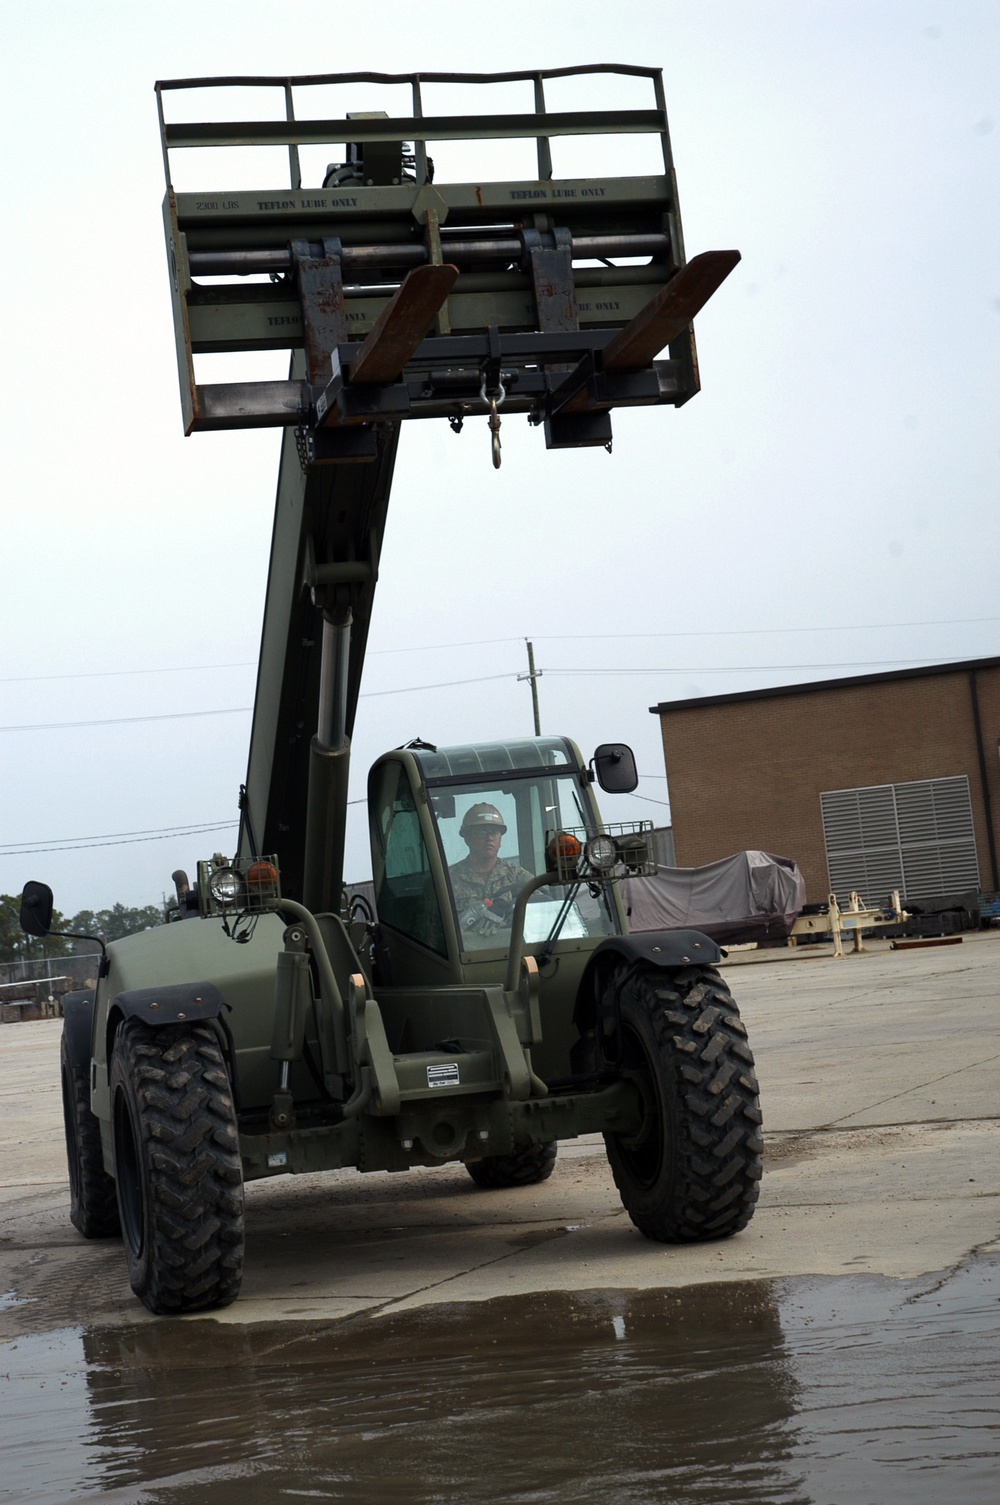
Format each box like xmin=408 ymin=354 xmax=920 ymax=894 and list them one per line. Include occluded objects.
xmin=480 ymin=374 xmax=505 ymax=469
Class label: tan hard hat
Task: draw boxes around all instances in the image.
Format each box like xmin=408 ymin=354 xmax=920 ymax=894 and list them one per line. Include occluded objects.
xmin=460 ymin=802 xmax=507 ymax=835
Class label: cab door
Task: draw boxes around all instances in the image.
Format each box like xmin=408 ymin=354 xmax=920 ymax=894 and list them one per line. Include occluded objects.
xmin=368 ymin=753 xmax=462 ymax=986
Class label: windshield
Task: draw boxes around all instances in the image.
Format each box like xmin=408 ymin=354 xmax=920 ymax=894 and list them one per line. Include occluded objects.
xmin=429 ymin=770 xmax=618 ymax=953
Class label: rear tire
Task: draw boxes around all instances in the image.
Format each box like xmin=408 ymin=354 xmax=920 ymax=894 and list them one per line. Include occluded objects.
xmin=602 ymin=962 xmax=762 ymax=1242
xmin=61 ymin=1029 xmax=120 ymax=1239
xmin=110 ymin=1018 xmax=244 ymax=1314
xmin=466 ymin=1140 xmax=558 ymax=1189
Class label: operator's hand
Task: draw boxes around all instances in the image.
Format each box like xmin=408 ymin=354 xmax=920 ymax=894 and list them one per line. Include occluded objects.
xmin=459 ymin=900 xmax=508 ymax=936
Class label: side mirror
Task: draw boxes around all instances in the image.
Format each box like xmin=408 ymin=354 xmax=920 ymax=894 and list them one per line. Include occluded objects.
xmin=20 ymin=880 xmax=54 ymax=937
xmin=592 ymin=743 xmax=639 ymax=794
xmin=18 ymin=879 xmax=111 ymax=977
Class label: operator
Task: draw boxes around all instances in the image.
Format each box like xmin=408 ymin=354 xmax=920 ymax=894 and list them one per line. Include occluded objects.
xmin=450 ymin=803 xmax=533 ymax=939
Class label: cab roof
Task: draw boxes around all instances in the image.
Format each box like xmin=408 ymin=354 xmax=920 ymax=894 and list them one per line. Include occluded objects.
xmin=410 ymin=736 xmax=577 ymax=781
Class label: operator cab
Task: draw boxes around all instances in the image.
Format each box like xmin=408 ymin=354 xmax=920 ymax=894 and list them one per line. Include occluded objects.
xmin=368 ymin=736 xmax=629 ymax=988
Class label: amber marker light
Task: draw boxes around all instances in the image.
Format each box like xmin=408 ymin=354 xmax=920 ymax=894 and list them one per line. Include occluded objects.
xmin=546 ymin=831 xmax=583 ymax=872
xmin=246 ymin=861 xmax=279 ymax=892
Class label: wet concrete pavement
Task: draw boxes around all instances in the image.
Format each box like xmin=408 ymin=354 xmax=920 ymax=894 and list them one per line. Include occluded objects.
xmin=1 ymin=933 xmax=998 ymax=1500
xmin=4 ymin=1262 xmax=999 ymax=1502
xmin=3 ymin=932 xmax=997 ymax=1327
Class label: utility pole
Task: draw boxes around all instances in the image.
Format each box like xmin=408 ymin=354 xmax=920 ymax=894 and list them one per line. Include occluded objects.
xmin=518 ymin=639 xmax=542 ymax=735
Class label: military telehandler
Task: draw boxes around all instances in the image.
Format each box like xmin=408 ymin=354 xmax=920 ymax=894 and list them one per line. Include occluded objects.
xmin=21 ymin=66 xmax=761 ymax=1313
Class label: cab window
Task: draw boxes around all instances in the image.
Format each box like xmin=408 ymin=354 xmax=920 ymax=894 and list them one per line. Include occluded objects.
xmin=432 ymin=773 xmax=618 ymax=952
xmin=371 ymin=765 xmax=445 ymax=955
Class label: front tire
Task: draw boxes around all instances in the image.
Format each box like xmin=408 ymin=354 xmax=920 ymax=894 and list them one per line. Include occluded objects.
xmin=110 ymin=1019 xmax=244 ymax=1314
xmin=61 ymin=1029 xmax=120 ymax=1239
xmin=602 ymin=963 xmax=762 ymax=1242
xmin=466 ymin=1141 xmax=557 ymax=1189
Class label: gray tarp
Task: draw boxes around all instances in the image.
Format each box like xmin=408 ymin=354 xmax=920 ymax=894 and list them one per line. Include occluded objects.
xmin=622 ymin=850 xmax=807 ymax=945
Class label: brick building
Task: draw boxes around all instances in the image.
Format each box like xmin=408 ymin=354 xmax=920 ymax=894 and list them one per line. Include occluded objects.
xmin=650 ymin=657 xmax=1000 ymax=906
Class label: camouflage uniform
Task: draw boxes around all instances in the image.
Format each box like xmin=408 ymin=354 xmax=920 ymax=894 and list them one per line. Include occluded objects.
xmin=449 ymin=856 xmax=533 ymax=932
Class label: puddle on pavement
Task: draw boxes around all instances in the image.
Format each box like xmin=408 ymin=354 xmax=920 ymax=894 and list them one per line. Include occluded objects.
xmin=2 ymin=1259 xmax=998 ymax=1504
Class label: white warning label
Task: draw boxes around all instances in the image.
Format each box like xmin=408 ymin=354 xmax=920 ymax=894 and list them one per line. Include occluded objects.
xmin=427 ymin=1062 xmax=461 ymax=1088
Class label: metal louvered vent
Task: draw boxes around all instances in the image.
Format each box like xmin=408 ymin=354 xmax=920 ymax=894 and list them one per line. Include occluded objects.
xmin=820 ymin=776 xmax=980 ymax=905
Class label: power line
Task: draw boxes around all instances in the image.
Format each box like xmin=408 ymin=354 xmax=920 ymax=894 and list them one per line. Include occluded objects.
xmin=1 ymin=614 xmax=995 ymax=689
xmin=0 ymin=675 xmax=517 ymax=730
xmin=0 ymin=707 xmax=252 ymax=732
xmin=0 ymin=661 xmax=255 ymax=686
xmin=367 ymin=636 xmax=518 ymax=656
xmin=537 ymin=615 xmax=1000 ymax=642
xmin=362 ymin=614 xmax=999 ymax=656
xmin=1 ymin=820 xmax=239 ymax=854
xmin=1 ymin=789 xmax=681 ymax=853
xmin=361 ymin=656 xmax=985 ymax=695
xmin=546 ymin=657 xmax=974 ymax=676
xmin=1 ymin=656 xmax=992 ymax=734
xmin=359 ymin=672 xmax=515 ymax=698
xmin=1 ymin=822 xmax=239 ymax=857
xmin=0 ymin=767 xmax=677 ymax=857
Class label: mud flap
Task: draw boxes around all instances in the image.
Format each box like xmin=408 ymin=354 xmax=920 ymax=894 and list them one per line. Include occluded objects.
xmin=61 ymin=989 xmax=97 ymax=1071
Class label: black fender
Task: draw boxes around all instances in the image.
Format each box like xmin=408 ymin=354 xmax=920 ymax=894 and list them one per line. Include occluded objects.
xmin=106 ymin=981 xmax=240 ymax=1111
xmin=573 ymin=930 xmax=724 ymax=1034
xmin=112 ymin=981 xmax=227 ymax=1028
xmin=61 ymin=990 xmax=97 ymax=1072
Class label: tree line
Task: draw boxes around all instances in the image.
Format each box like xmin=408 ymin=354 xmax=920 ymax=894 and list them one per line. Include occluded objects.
xmin=0 ymin=895 xmax=164 ymax=964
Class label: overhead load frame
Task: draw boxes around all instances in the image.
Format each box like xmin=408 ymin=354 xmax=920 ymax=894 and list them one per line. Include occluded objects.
xmin=157 ymin=65 xmax=739 ymax=457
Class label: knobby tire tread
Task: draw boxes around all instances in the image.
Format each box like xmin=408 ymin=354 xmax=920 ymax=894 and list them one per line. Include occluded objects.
xmin=112 ymin=1019 xmax=244 ymax=1314
xmin=61 ymin=1033 xmax=120 ymax=1240
xmin=466 ymin=1140 xmax=558 ymax=1189
xmin=604 ymin=964 xmax=762 ymax=1243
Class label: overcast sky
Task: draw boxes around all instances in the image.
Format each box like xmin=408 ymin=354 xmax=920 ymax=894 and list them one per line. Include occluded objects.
xmin=1 ymin=1 xmax=997 ymax=917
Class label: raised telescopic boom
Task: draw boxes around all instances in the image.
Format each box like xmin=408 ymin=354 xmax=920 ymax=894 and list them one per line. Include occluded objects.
xmin=156 ymin=66 xmax=739 ymax=911
xmin=16 ymin=69 xmax=757 ymax=1320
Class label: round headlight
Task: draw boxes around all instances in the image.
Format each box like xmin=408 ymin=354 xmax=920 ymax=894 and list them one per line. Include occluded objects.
xmin=585 ymin=834 xmax=618 ymax=873
xmin=616 ymin=834 xmax=650 ymax=871
xmin=209 ymin=866 xmax=243 ymax=908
